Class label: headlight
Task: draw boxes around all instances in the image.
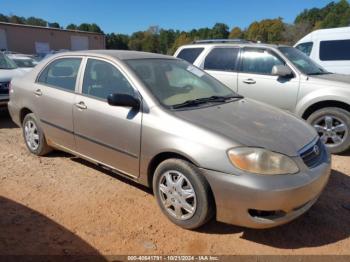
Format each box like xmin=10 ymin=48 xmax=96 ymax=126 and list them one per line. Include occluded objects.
xmin=228 ymin=147 xmax=299 ymax=175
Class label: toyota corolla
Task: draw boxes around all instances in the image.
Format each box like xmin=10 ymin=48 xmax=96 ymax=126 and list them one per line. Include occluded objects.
xmin=8 ymin=50 xmax=331 ymax=229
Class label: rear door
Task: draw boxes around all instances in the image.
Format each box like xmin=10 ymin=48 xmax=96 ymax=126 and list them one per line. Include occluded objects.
xmin=73 ymin=57 xmax=142 ymax=177
xmin=34 ymin=57 xmax=83 ymax=150
xmin=202 ymin=47 xmax=240 ymax=92
xmin=237 ymin=47 xmax=299 ymax=111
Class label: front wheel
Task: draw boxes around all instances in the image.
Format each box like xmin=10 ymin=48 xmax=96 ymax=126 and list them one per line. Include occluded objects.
xmin=153 ymin=159 xmax=214 ymax=229
xmin=307 ymin=107 xmax=350 ymax=154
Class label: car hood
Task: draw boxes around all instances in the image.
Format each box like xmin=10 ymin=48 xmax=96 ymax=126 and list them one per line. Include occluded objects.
xmin=309 ymin=73 xmax=350 ymax=86
xmin=0 ymin=69 xmax=26 ymax=82
xmin=174 ymin=99 xmax=317 ymax=156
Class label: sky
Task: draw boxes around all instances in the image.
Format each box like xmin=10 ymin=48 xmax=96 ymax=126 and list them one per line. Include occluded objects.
xmin=0 ymin=0 xmax=335 ymax=34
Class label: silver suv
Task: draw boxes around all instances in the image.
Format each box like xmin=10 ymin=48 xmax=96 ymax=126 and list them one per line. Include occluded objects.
xmin=174 ymin=40 xmax=350 ymax=154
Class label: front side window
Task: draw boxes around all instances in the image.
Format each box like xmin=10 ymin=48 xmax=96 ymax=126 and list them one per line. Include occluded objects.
xmin=38 ymin=58 xmax=82 ymax=91
xmin=204 ymin=47 xmax=239 ymax=71
xmin=278 ymin=47 xmax=328 ymax=75
xmin=320 ymin=39 xmax=350 ymax=61
xmin=82 ymin=59 xmax=134 ymax=100
xmin=177 ymin=48 xmax=204 ymax=64
xmin=295 ymin=42 xmax=313 ymax=56
xmin=0 ymin=53 xmax=17 ymax=69
xmin=126 ymin=59 xmax=236 ymax=108
xmin=241 ymin=48 xmax=284 ymax=75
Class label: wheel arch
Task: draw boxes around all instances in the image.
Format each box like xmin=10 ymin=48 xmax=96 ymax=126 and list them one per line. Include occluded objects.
xmin=146 ymin=151 xmax=198 ymax=190
xmin=301 ymin=100 xmax=350 ymax=120
xmin=19 ymin=107 xmax=34 ymax=126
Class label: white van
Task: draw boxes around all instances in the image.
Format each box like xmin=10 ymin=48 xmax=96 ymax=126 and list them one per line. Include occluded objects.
xmin=294 ymin=27 xmax=350 ymax=74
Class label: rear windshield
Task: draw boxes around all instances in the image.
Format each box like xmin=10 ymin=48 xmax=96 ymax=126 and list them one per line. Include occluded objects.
xmin=13 ymin=58 xmax=36 ymax=68
xmin=177 ymin=48 xmax=204 ymax=63
xmin=0 ymin=53 xmax=17 ymax=69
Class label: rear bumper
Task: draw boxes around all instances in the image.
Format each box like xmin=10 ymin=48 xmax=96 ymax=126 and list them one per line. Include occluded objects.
xmin=201 ymin=154 xmax=331 ymax=229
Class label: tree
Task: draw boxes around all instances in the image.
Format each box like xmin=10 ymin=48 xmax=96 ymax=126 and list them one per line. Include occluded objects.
xmin=49 ymin=22 xmax=60 ymax=28
xmin=170 ymin=33 xmax=192 ymax=54
xmin=211 ymin=23 xmax=229 ymax=39
xmin=0 ymin=14 xmax=9 ymax=22
xmin=66 ymin=23 xmax=78 ymax=30
xmin=8 ymin=15 xmax=26 ymax=24
xmin=228 ymin=27 xmax=243 ymax=39
xmin=26 ymin=16 xmax=47 ymax=26
xmin=106 ymin=33 xmax=129 ymax=49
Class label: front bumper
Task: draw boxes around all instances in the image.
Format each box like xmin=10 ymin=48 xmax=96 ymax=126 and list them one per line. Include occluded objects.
xmin=201 ymin=154 xmax=331 ymax=229
xmin=0 ymin=95 xmax=9 ymax=107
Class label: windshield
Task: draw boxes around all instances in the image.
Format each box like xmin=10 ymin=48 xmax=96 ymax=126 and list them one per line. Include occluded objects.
xmin=12 ymin=58 xmax=35 ymax=68
xmin=125 ymin=59 xmax=238 ymax=108
xmin=0 ymin=53 xmax=17 ymax=69
xmin=278 ymin=47 xmax=329 ymax=75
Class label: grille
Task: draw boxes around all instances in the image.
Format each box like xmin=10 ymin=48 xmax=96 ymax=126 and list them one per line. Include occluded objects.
xmin=0 ymin=82 xmax=10 ymax=95
xmin=300 ymin=139 xmax=324 ymax=168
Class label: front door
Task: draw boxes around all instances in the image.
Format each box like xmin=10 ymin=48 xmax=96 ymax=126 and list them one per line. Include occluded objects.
xmin=73 ymin=58 xmax=142 ymax=177
xmin=237 ymin=47 xmax=299 ymax=111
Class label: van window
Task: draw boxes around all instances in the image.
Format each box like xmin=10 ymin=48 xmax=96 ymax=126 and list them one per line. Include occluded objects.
xmin=177 ymin=48 xmax=204 ymax=63
xmin=320 ymin=39 xmax=350 ymax=61
xmin=295 ymin=42 xmax=313 ymax=56
xmin=38 ymin=58 xmax=82 ymax=91
xmin=204 ymin=48 xmax=239 ymax=71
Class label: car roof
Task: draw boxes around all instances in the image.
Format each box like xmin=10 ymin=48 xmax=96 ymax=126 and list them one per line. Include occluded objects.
xmin=178 ymin=42 xmax=289 ymax=50
xmin=54 ymin=50 xmax=176 ymax=61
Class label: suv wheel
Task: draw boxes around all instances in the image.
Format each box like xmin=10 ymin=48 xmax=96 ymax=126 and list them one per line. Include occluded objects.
xmin=22 ymin=113 xmax=52 ymax=156
xmin=307 ymin=107 xmax=350 ymax=154
xmin=153 ymin=159 xmax=214 ymax=229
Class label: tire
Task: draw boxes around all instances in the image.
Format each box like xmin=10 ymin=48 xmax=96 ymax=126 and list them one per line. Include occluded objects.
xmin=153 ymin=158 xmax=215 ymax=229
xmin=22 ymin=113 xmax=52 ymax=156
xmin=307 ymin=107 xmax=350 ymax=154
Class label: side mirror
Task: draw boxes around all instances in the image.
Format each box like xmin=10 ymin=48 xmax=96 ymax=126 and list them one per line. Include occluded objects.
xmin=107 ymin=93 xmax=140 ymax=109
xmin=271 ymin=65 xmax=293 ymax=77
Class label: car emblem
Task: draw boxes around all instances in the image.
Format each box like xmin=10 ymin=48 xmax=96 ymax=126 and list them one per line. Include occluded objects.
xmin=313 ymin=145 xmax=320 ymax=155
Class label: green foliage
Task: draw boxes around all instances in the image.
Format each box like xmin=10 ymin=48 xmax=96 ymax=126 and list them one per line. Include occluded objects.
xmin=48 ymin=22 xmax=60 ymax=29
xmin=106 ymin=33 xmax=129 ymax=50
xmin=26 ymin=16 xmax=47 ymax=27
xmin=66 ymin=23 xmax=78 ymax=30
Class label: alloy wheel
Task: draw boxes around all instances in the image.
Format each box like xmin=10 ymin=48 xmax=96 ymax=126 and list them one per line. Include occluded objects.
xmin=313 ymin=115 xmax=348 ymax=147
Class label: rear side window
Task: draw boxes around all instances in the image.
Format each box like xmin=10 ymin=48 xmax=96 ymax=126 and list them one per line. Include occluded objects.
xmin=177 ymin=48 xmax=204 ymax=63
xmin=204 ymin=48 xmax=239 ymax=71
xmin=320 ymin=39 xmax=350 ymax=61
xmin=241 ymin=48 xmax=284 ymax=75
xmin=38 ymin=58 xmax=82 ymax=91
xmin=295 ymin=42 xmax=313 ymax=56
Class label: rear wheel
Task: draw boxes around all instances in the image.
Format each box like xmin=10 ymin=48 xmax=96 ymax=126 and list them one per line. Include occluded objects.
xmin=22 ymin=113 xmax=52 ymax=156
xmin=153 ymin=159 xmax=214 ymax=229
xmin=307 ymin=107 xmax=350 ymax=154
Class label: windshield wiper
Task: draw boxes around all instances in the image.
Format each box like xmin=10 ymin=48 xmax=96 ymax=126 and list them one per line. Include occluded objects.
xmin=308 ymin=72 xmax=332 ymax=75
xmin=172 ymin=95 xmax=243 ymax=109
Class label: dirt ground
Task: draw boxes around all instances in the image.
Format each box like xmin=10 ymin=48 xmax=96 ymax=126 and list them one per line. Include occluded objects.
xmin=0 ymin=109 xmax=349 ymax=257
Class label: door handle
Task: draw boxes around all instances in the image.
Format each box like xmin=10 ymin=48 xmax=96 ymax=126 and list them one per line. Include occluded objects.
xmin=34 ymin=89 xmax=42 ymax=96
xmin=243 ymin=79 xmax=256 ymax=84
xmin=75 ymin=101 xmax=87 ymax=110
